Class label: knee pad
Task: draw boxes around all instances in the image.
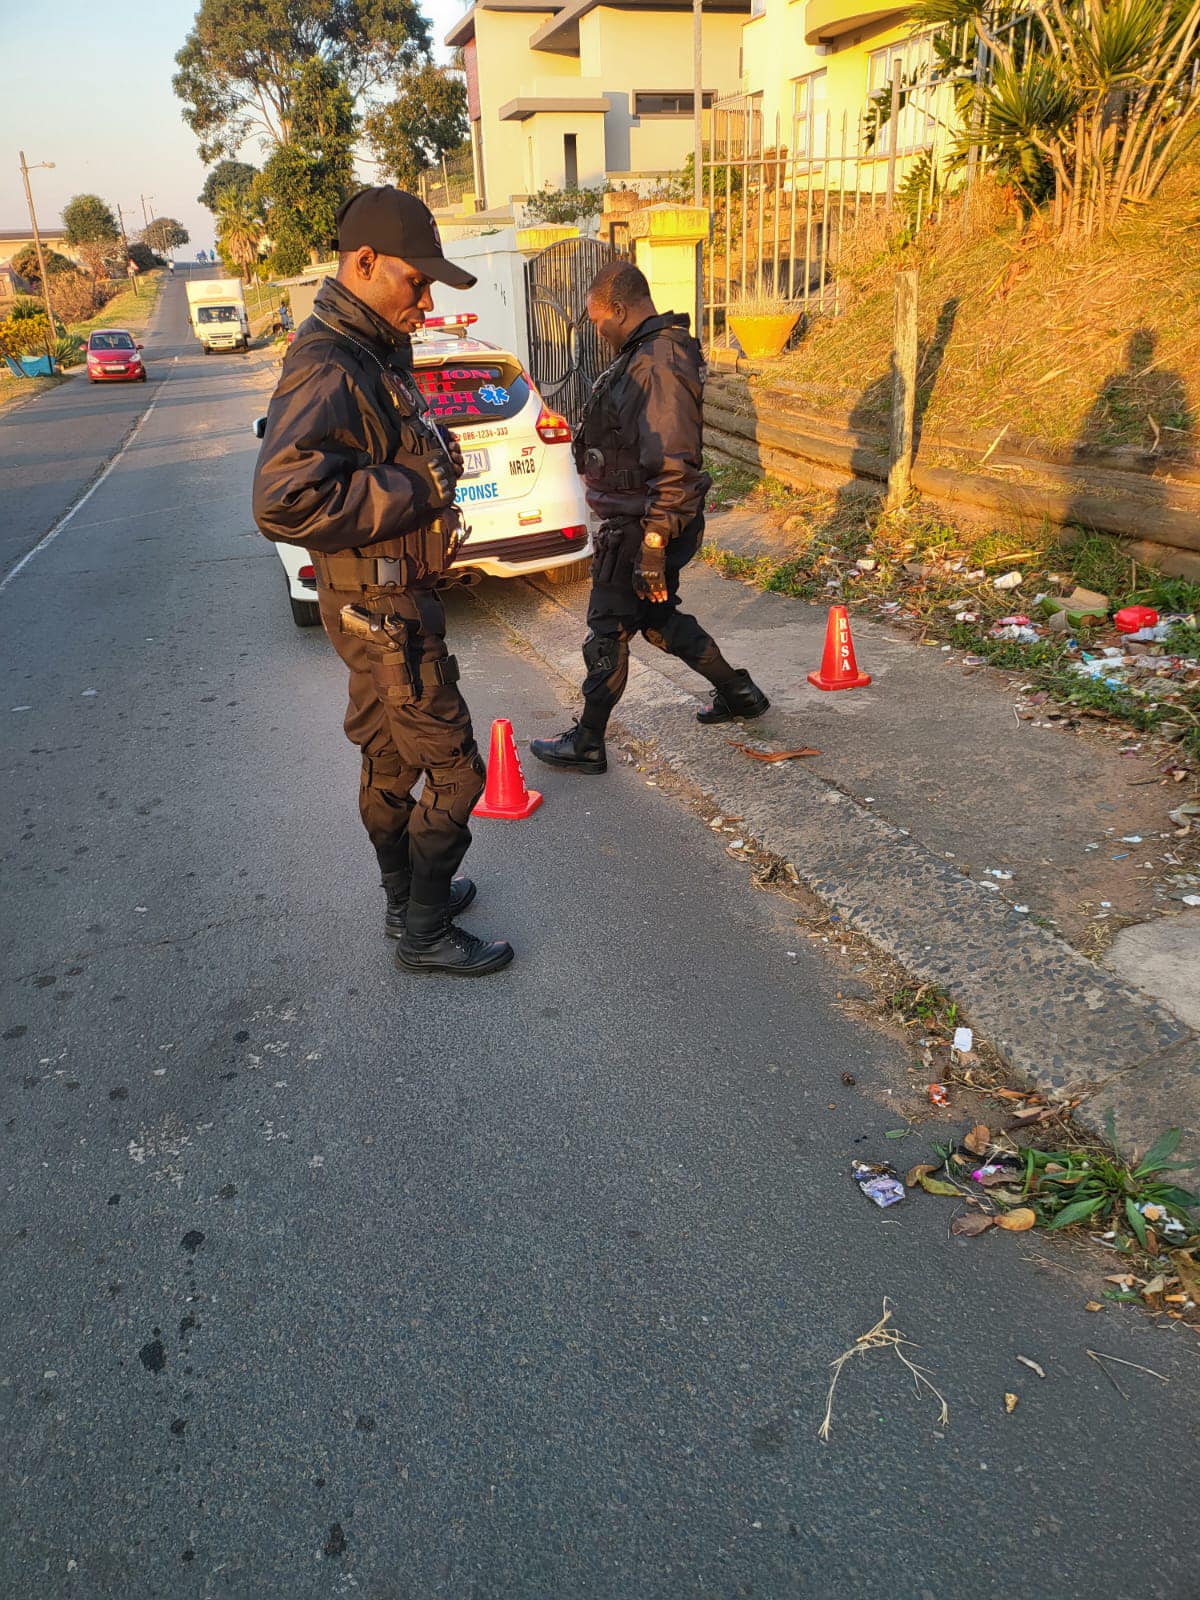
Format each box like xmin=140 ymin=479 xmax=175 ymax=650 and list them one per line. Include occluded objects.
xmin=425 ymin=751 xmax=485 ymax=822
xmin=583 ymin=631 xmax=623 ymax=675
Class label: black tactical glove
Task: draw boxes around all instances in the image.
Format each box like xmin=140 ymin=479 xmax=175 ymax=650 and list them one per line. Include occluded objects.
xmin=437 ymin=426 xmax=465 ymax=479
xmin=632 ymin=533 xmax=668 ymax=603
xmin=418 ymin=452 xmax=457 ymax=513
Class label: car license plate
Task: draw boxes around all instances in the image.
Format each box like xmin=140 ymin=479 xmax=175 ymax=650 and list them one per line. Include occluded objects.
xmin=461 ymin=449 xmax=490 ymax=478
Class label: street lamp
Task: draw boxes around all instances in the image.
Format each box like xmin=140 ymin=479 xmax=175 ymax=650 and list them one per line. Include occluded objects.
xmin=17 ymin=151 xmax=57 ymax=358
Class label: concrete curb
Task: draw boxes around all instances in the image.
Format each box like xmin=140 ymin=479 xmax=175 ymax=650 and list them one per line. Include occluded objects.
xmin=474 ymin=575 xmax=1200 ymax=1169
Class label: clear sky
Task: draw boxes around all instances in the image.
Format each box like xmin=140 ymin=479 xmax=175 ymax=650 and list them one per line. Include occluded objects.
xmin=2 ymin=0 xmax=465 ymax=255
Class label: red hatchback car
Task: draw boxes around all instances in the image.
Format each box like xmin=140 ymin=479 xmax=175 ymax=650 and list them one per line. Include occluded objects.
xmin=86 ymin=329 xmax=146 ymax=383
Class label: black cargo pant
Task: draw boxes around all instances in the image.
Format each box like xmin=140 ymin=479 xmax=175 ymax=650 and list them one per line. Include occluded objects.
xmin=580 ymin=514 xmax=737 ymax=732
xmin=319 ymin=584 xmax=485 ymax=907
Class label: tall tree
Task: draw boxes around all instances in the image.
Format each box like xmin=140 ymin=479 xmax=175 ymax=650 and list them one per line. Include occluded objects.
xmin=365 ymin=65 xmax=468 ymax=190
xmin=173 ymin=0 xmax=430 ymax=162
xmin=198 ymin=160 xmax=258 ymax=212
xmin=142 ymin=218 xmax=191 ymax=254
xmin=256 ymin=58 xmax=357 ymax=269
xmin=10 ymin=244 xmax=74 ymax=286
xmin=62 ymin=194 xmax=121 ymax=279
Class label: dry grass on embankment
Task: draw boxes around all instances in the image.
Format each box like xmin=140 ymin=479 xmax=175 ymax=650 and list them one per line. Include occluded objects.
xmin=766 ymin=163 xmax=1200 ymax=463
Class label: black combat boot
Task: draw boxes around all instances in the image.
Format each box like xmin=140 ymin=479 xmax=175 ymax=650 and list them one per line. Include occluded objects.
xmin=382 ymin=873 xmax=476 ymax=939
xmin=395 ymin=900 xmax=513 ymax=977
xmin=529 ymin=721 xmax=607 ymax=774
xmin=696 ymin=670 xmax=770 ymax=725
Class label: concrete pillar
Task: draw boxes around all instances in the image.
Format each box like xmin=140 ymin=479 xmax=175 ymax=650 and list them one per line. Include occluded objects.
xmin=630 ymin=204 xmax=709 ymax=329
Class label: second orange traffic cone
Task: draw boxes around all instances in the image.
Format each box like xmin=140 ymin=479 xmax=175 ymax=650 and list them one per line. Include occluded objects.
xmin=473 ymin=718 xmax=543 ymax=819
xmin=807 ymin=604 xmax=871 ymax=691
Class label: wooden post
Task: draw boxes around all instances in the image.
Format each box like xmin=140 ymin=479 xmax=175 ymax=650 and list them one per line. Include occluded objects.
xmin=887 ymin=269 xmax=918 ymax=509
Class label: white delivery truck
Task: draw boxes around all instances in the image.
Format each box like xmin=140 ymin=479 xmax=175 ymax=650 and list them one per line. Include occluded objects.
xmin=186 ymin=278 xmax=250 ymax=353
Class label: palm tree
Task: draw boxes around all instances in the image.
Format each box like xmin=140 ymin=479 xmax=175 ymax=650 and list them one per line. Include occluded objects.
xmin=215 ymin=190 xmax=267 ymax=281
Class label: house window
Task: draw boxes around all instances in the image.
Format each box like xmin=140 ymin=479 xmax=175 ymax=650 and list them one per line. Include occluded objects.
xmin=792 ymin=69 xmax=828 ymax=161
xmin=564 ymin=133 xmax=578 ymax=189
xmin=867 ymin=35 xmax=937 ymax=157
xmin=634 ymin=91 xmax=714 ymax=117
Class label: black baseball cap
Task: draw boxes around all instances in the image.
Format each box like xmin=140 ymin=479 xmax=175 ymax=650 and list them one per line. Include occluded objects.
xmin=336 ymin=186 xmax=477 ymax=289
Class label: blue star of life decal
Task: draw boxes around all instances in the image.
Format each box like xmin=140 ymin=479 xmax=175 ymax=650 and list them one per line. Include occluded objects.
xmin=478 ymin=383 xmax=510 ymax=408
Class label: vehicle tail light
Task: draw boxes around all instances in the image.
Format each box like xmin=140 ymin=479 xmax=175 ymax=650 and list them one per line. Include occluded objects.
xmin=561 ymin=525 xmax=587 ymax=541
xmin=535 ymin=404 xmax=572 ymax=444
xmin=422 ymin=313 xmax=478 ymax=330
xmin=299 ymin=564 xmax=315 ymax=581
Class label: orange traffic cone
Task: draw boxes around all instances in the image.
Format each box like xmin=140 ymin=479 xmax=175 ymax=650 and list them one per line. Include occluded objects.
xmin=807 ymin=604 xmax=871 ymax=691
xmin=473 ymin=718 xmax=544 ymax=819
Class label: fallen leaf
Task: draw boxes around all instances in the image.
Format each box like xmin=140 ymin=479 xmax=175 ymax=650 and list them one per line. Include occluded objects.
xmin=884 ymin=1128 xmax=913 ymax=1140
xmin=1085 ymin=1301 xmax=1103 ymax=1312
xmin=919 ymin=1173 xmax=964 ymax=1198
xmin=1141 ymin=1274 xmax=1167 ymax=1302
xmin=1004 ymin=1392 xmax=1019 ymax=1413
xmin=727 ymin=742 xmax=821 ymax=762
xmin=1170 ymin=1249 xmax=1200 ymax=1303
xmin=951 ymin=1213 xmax=994 ymax=1237
xmin=994 ymin=1207 xmax=1037 ymax=1232
xmin=841 ymin=1072 xmax=857 ymax=1086
xmin=1017 ymin=1356 xmax=1046 ymax=1379
xmin=993 ymin=1088 xmax=1031 ymax=1101
xmin=963 ymin=1124 xmax=991 ymax=1156
xmin=906 ymin=1163 xmax=937 ymax=1188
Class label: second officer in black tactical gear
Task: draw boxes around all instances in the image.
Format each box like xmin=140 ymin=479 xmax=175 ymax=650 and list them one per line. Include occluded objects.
xmin=531 ymin=262 xmax=768 ymax=776
xmin=252 ymin=186 xmax=513 ymax=976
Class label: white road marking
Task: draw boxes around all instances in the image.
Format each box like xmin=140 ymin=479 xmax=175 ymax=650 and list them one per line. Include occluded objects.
xmin=0 ymin=361 xmax=176 ymax=597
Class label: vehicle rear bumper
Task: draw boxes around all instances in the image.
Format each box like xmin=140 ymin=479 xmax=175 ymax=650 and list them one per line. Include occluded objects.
xmin=452 ymin=526 xmax=592 ymax=579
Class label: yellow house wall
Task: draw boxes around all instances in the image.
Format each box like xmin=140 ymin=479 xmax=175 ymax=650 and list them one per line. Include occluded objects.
xmin=474 ymin=8 xmax=565 ymax=203
xmin=740 ymin=0 xmax=915 ymax=148
xmin=527 ymin=112 xmax=608 ymax=190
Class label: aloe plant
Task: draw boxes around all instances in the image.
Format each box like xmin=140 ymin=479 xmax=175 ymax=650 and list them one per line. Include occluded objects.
xmin=909 ymin=0 xmax=1200 ymax=238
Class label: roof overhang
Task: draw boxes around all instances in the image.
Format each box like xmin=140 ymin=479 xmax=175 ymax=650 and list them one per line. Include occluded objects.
xmin=499 ymin=95 xmax=611 ymax=120
xmin=803 ymin=0 xmax=910 ymax=46
xmin=445 ymin=0 xmax=562 ymax=48
xmin=530 ymin=0 xmax=751 ymax=56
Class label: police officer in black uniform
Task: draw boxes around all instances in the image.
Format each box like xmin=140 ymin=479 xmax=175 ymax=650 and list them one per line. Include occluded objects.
xmin=252 ymin=187 xmax=513 ymax=977
xmin=531 ymin=262 xmax=768 ymax=776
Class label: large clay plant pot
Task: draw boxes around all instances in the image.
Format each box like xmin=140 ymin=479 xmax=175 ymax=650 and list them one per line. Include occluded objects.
xmin=728 ymin=311 xmax=800 ymax=360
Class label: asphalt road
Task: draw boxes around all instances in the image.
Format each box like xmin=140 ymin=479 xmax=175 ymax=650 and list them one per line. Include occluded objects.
xmin=1 ymin=279 xmax=1197 ymax=1599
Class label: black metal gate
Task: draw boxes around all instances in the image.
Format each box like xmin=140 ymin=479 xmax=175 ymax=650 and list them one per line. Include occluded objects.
xmin=524 ymin=236 xmax=625 ymax=425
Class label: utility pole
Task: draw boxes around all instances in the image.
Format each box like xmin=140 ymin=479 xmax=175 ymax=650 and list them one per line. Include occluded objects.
xmin=18 ymin=150 xmax=57 ymax=358
xmin=140 ymin=193 xmax=155 ymax=229
xmin=692 ymin=0 xmax=703 ymax=206
xmin=116 ymin=203 xmax=139 ymax=296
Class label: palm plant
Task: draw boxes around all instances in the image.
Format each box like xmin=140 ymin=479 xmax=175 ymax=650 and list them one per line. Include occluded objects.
xmin=215 ymin=191 xmax=267 ymax=281
xmin=912 ymin=0 xmax=1200 ymax=239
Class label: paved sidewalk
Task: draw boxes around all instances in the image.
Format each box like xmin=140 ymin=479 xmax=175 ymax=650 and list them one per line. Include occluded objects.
xmin=472 ymin=559 xmax=1200 ymax=1168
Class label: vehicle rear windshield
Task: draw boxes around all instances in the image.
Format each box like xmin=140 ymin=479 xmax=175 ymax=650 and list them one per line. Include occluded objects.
xmin=414 ymin=360 xmax=530 ymax=424
xmin=197 ymin=305 xmax=239 ymax=324
xmin=91 ymin=333 xmax=134 ymax=350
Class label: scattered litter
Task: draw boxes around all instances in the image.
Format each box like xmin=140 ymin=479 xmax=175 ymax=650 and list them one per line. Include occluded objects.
xmin=1114 ymin=605 xmax=1158 ymax=634
xmin=953 ymin=1026 xmax=974 ymax=1054
xmin=955 ymin=610 xmax=979 ymax=624
xmin=1039 ymin=587 xmax=1109 ymax=627
xmin=1138 ymin=1201 xmax=1188 ymax=1243
xmin=851 ymin=1160 xmax=906 ymax=1209
xmin=818 ymin=1299 xmax=949 ymax=1442
xmin=841 ymin=1072 xmax=857 ymax=1086
xmin=992 ymin=570 xmax=1023 ymax=591
xmin=977 ymin=880 xmax=1000 ymax=892
xmin=984 ymin=869 xmax=1012 ymax=881
xmin=1004 ymin=1392 xmax=1019 ymax=1413
xmin=1120 ymin=835 xmax=1143 ymax=844
xmin=927 ymin=1083 xmax=950 ymax=1108
xmin=1183 ymin=895 xmax=1200 ymax=907
xmin=1014 ymin=905 xmax=1030 ymax=914
xmin=727 ymin=742 xmax=821 ymax=762
xmin=1017 ymin=1357 xmax=1046 ymax=1379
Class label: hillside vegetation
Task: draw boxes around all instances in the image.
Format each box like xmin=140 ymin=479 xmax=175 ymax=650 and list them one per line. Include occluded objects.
xmin=767 ymin=164 xmax=1200 ymax=462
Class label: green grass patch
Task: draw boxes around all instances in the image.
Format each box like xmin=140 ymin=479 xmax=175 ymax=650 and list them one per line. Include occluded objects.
xmin=68 ymin=271 xmax=164 ymax=341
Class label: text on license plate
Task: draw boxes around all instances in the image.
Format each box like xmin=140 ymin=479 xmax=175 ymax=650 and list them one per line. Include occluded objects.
xmin=460 ymin=449 xmax=490 ymax=477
